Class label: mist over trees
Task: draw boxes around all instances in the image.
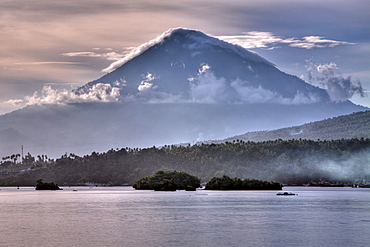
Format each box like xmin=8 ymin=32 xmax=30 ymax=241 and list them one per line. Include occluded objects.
xmin=0 ymin=138 xmax=369 ymax=186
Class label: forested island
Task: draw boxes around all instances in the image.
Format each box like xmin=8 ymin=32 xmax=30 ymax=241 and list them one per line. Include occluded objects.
xmin=205 ymin=175 xmax=282 ymax=190
xmin=132 ymin=171 xmax=281 ymax=191
xmin=133 ymin=170 xmax=201 ymax=191
xmin=0 ymin=138 xmax=369 ymax=186
xmin=35 ymin=179 xmax=62 ymax=190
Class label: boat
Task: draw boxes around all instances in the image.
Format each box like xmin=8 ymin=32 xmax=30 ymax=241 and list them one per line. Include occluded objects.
xmin=276 ymin=191 xmax=297 ymax=196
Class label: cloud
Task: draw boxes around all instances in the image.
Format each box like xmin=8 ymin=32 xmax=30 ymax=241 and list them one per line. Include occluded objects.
xmin=14 ymin=62 xmax=82 ymax=65
xmin=287 ymin=36 xmax=354 ymax=49
xmin=102 ymin=29 xmax=178 ymax=73
xmin=62 ymin=50 xmax=128 ymax=61
xmin=306 ymin=62 xmax=365 ymax=102
xmin=230 ymin=79 xmax=278 ymax=103
xmin=219 ymin=32 xmax=354 ymax=50
xmin=103 ymin=28 xmax=273 ymax=73
xmin=230 ymin=79 xmax=320 ymax=105
xmin=189 ymin=64 xmax=228 ymax=103
xmin=197 ymin=64 xmax=211 ymax=74
xmin=316 ymin=62 xmax=337 ymax=75
xmin=7 ymin=64 xmax=322 ymax=108
xmin=62 ymin=52 xmax=102 ymax=58
xmin=137 ymin=82 xmax=154 ymax=92
xmin=4 ymin=99 xmax=24 ymax=105
xmin=218 ymin=32 xmax=284 ymax=49
xmin=137 ymin=73 xmax=157 ymax=92
xmin=23 ymin=83 xmax=120 ymax=105
xmin=188 ymin=64 xmax=320 ymax=105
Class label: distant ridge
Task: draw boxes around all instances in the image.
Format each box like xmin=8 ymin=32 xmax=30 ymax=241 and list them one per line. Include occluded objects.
xmin=214 ymin=110 xmax=370 ymax=143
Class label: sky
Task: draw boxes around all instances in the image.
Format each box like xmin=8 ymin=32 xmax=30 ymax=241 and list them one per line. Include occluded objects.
xmin=0 ymin=0 xmax=369 ymax=115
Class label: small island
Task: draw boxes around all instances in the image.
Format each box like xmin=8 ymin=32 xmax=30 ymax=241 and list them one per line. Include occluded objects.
xmin=35 ymin=179 xmax=62 ymax=190
xmin=205 ymin=175 xmax=282 ymax=190
xmin=133 ymin=170 xmax=201 ymax=191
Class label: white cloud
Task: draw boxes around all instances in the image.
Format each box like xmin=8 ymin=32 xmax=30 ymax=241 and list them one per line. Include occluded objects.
xmin=306 ymin=62 xmax=365 ymax=102
xmin=289 ymin=91 xmax=321 ymax=104
xmin=102 ymin=29 xmax=178 ymax=73
xmin=230 ymin=79 xmax=278 ymax=103
xmin=189 ymin=65 xmax=228 ymax=103
xmin=103 ymin=28 xmax=273 ymax=73
xmin=62 ymin=52 xmax=101 ymax=58
xmin=137 ymin=73 xmax=158 ymax=92
xmin=138 ymin=82 xmax=154 ymax=92
xmin=188 ymin=65 xmax=320 ymax=105
xmin=230 ymin=79 xmax=320 ymax=104
xmin=62 ymin=50 xmax=128 ymax=61
xmin=287 ymin=36 xmax=353 ymax=49
xmin=316 ymin=62 xmax=337 ymax=74
xmin=144 ymin=73 xmax=155 ymax=81
xmin=13 ymin=64 xmax=321 ymax=107
xmin=24 ymin=83 xmax=120 ymax=105
xmin=4 ymin=99 xmax=24 ymax=105
xmin=219 ymin=32 xmax=354 ymax=50
xmin=218 ymin=31 xmax=284 ymax=49
xmin=14 ymin=62 xmax=82 ymax=65
xmin=198 ymin=64 xmax=211 ymax=74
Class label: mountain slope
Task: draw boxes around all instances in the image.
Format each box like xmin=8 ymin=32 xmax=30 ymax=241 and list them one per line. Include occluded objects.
xmin=0 ymin=28 xmax=366 ymax=158
xmin=217 ymin=110 xmax=370 ymax=143
xmin=78 ymin=28 xmax=330 ymax=104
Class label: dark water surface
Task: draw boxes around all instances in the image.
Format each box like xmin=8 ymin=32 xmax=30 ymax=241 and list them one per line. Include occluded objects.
xmin=1 ymin=186 xmax=369 ymax=247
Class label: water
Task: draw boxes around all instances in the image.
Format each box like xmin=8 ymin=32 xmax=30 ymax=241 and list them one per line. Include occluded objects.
xmin=1 ymin=186 xmax=370 ymax=247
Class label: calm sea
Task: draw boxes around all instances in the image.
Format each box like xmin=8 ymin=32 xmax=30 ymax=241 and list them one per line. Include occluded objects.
xmin=0 ymin=186 xmax=369 ymax=247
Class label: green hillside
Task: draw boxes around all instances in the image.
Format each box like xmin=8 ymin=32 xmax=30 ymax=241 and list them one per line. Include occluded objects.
xmin=218 ymin=110 xmax=370 ymax=143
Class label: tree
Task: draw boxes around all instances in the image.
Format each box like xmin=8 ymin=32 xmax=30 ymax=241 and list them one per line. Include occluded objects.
xmin=23 ymin=153 xmax=35 ymax=166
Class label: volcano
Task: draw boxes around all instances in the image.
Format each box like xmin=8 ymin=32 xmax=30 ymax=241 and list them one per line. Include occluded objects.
xmin=0 ymin=28 xmax=366 ymax=158
xmin=78 ymin=28 xmax=329 ymax=104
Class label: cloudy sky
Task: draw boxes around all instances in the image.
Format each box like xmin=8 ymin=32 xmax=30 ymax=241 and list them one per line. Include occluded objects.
xmin=1 ymin=0 xmax=369 ymax=114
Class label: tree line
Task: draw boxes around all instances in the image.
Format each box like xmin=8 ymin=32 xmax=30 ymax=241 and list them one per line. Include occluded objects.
xmin=0 ymin=138 xmax=369 ymax=186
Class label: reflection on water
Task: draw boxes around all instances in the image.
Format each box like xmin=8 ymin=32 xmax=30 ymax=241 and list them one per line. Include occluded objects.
xmin=1 ymin=187 xmax=370 ymax=247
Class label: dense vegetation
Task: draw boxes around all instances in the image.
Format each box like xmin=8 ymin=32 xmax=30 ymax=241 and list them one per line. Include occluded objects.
xmin=205 ymin=175 xmax=282 ymax=190
xmin=133 ymin=170 xmax=200 ymax=191
xmin=35 ymin=179 xmax=61 ymax=190
xmin=0 ymin=138 xmax=369 ymax=186
xmin=220 ymin=110 xmax=370 ymax=143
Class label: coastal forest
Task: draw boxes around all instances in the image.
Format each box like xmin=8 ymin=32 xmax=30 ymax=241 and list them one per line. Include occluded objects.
xmin=0 ymin=138 xmax=369 ymax=186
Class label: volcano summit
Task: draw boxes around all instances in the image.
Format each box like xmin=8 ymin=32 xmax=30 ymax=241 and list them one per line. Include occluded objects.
xmin=0 ymin=28 xmax=366 ymax=157
xmin=79 ymin=28 xmax=329 ymax=105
